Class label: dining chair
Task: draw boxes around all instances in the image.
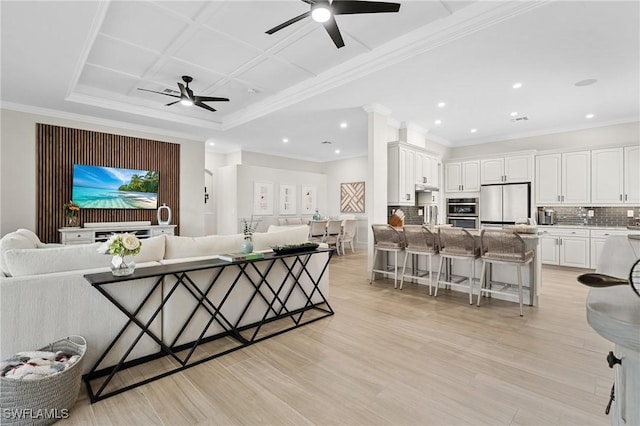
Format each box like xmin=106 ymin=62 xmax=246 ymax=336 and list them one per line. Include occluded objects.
xmin=338 ymin=219 xmax=357 ymax=255
xmin=477 ymin=229 xmax=534 ymax=316
xmin=325 ymin=220 xmax=343 ymax=253
xmin=308 ymin=220 xmax=327 ymax=243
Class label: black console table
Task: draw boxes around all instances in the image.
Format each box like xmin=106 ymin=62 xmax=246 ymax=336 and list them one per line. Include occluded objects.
xmin=83 ymin=248 xmax=333 ymax=403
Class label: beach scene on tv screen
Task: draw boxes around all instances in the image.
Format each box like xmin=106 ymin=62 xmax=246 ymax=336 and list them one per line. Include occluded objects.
xmin=72 ymin=165 xmax=159 ymax=209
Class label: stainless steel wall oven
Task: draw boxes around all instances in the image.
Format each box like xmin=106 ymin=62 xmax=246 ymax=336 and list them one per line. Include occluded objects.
xmin=447 ymin=198 xmax=479 ymax=229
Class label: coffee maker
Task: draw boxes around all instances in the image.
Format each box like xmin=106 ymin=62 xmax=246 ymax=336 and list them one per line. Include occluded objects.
xmin=538 ymin=208 xmax=555 ymax=225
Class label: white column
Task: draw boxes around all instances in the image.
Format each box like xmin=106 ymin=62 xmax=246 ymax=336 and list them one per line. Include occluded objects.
xmin=363 ymin=104 xmax=392 ymax=272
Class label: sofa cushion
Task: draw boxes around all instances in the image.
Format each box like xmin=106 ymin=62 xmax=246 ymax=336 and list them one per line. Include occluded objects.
xmin=164 ymin=234 xmax=245 ymax=260
xmin=133 ymin=235 xmax=166 ymax=263
xmin=3 ymin=243 xmax=112 ymax=277
xmin=253 ymin=225 xmax=309 ymax=251
xmin=0 ymin=232 xmax=38 ymax=276
xmin=15 ymin=229 xmax=42 ymax=247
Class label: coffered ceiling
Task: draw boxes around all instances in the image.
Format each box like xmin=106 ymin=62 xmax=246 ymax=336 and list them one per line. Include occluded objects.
xmin=1 ymin=1 xmax=638 ymax=162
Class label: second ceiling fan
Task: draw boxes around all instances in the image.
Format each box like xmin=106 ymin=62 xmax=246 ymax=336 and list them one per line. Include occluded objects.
xmin=138 ymin=75 xmax=229 ymax=113
xmin=266 ymin=0 xmax=401 ymax=49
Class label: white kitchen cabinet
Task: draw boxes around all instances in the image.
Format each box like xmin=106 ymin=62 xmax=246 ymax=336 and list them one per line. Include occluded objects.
xmin=415 ymin=152 xmax=439 ymax=188
xmin=591 ymin=146 xmax=639 ymax=205
xmin=624 ymin=145 xmax=640 ymax=203
xmin=445 ymin=160 xmax=480 ymax=192
xmin=539 ymin=227 xmax=589 ymax=268
xmin=535 ymin=151 xmax=590 ymax=204
xmin=388 ymin=143 xmax=416 ymax=206
xmin=481 ymin=155 xmax=532 ymax=184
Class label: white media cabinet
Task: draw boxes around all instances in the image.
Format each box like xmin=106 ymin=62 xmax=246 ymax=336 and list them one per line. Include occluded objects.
xmin=59 ymin=222 xmax=176 ymax=245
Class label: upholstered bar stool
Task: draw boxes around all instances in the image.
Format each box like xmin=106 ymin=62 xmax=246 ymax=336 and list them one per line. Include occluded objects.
xmin=400 ymin=225 xmax=439 ymax=294
xmin=477 ymin=229 xmax=534 ymax=316
xmin=370 ymin=224 xmax=405 ymax=289
xmin=434 ymin=227 xmax=480 ymax=304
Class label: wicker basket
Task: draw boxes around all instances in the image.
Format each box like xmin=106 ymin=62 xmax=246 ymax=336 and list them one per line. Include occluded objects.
xmin=0 ymin=336 xmax=86 ymax=426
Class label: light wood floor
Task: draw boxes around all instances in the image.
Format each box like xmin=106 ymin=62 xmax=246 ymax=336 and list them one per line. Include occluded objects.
xmin=68 ymin=251 xmax=613 ymax=425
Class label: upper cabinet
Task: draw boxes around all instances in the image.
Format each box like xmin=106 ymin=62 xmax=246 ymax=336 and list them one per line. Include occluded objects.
xmin=388 ymin=142 xmax=440 ymax=205
xmin=415 ymin=151 xmax=439 ymax=188
xmin=445 ymin=160 xmax=480 ymax=193
xmin=592 ymin=146 xmax=640 ymax=204
xmin=535 ymin=151 xmax=590 ymax=204
xmin=481 ymin=155 xmax=532 ymax=184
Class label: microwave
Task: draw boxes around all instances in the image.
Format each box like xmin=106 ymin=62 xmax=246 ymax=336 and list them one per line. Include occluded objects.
xmin=447 ymin=198 xmax=479 ymax=217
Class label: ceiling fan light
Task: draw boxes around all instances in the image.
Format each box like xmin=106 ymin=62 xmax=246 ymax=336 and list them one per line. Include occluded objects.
xmin=180 ymin=97 xmax=194 ymax=107
xmin=311 ymin=5 xmax=331 ymax=23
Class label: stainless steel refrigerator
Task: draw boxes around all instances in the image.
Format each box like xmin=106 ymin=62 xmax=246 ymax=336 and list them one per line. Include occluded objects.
xmin=480 ymin=183 xmax=531 ymax=227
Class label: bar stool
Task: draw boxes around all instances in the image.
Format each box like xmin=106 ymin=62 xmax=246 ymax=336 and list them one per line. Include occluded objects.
xmin=400 ymin=225 xmax=439 ymax=294
xmin=434 ymin=227 xmax=479 ymax=304
xmin=370 ymin=224 xmax=405 ymax=289
xmin=477 ymin=229 xmax=534 ymax=316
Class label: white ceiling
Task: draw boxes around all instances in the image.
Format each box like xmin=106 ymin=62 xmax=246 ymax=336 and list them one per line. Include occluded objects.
xmin=1 ymin=1 xmax=638 ymax=162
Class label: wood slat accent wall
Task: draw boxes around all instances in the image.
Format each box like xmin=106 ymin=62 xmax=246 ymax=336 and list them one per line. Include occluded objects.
xmin=36 ymin=124 xmax=180 ymax=243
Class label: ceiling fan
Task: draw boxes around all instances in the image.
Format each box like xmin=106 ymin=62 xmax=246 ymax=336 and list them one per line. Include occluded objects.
xmin=137 ymin=75 xmax=229 ymax=112
xmin=266 ymin=0 xmax=401 ymax=49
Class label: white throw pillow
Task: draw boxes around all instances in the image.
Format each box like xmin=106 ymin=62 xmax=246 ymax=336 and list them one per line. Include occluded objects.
xmin=135 ymin=235 xmax=166 ymax=263
xmin=0 ymin=233 xmax=38 ymax=276
xmin=253 ymin=225 xmax=310 ymax=251
xmin=164 ymin=234 xmax=245 ymax=259
xmin=15 ymin=229 xmax=42 ymax=247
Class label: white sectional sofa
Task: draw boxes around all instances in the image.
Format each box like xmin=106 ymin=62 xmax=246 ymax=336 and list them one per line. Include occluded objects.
xmin=0 ymin=225 xmax=330 ymax=373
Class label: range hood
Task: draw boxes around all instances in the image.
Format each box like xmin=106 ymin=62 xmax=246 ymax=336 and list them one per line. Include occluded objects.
xmin=415 ymin=183 xmax=438 ymax=192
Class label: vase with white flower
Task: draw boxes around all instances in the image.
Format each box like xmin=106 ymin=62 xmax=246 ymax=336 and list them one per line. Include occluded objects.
xmin=98 ymin=233 xmax=142 ymax=276
xmin=240 ymin=215 xmax=261 ymax=253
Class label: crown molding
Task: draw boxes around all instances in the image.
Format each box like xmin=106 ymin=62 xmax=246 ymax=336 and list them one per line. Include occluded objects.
xmin=1 ymin=102 xmax=204 ymax=144
xmin=400 ymin=121 xmax=429 ymax=135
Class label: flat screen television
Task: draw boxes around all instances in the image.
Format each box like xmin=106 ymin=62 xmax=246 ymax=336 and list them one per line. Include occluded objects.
xmin=72 ymin=164 xmax=159 ymax=209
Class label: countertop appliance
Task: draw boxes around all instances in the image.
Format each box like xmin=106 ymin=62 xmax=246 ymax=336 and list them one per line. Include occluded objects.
xmin=538 ymin=208 xmax=555 ymax=225
xmin=480 ymin=183 xmax=531 ymax=227
xmin=447 ymin=197 xmax=478 ymax=229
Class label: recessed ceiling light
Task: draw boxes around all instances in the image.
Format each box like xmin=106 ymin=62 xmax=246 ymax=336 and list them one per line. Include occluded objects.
xmin=470 ymin=128 xmax=478 ymax=133
xmin=510 ymin=111 xmax=518 ymax=117
xmin=282 ymin=138 xmax=289 ymax=143
xmin=208 ymin=142 xmax=215 ymax=146
xmin=340 ymin=122 xmax=348 ymax=129
xmin=434 ymin=119 xmax=442 ymax=125
xmin=512 ymin=82 xmax=523 ymax=89
xmin=575 ymin=79 xmax=598 ymax=87
xmin=437 ymin=102 xmax=446 ymax=108
xmin=585 ymin=114 xmax=594 ymax=119
xmin=335 ymin=149 xmax=341 ymax=154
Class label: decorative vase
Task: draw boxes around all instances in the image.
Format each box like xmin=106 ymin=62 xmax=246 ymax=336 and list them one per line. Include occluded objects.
xmin=240 ymin=239 xmax=253 ymax=254
xmin=66 ymin=215 xmax=79 ymax=227
xmin=111 ymin=254 xmax=136 ymax=277
xmin=157 ymin=203 xmax=172 ymax=226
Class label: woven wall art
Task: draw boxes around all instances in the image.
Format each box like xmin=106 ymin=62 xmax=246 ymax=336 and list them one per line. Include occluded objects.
xmin=340 ymin=181 xmax=365 ymax=213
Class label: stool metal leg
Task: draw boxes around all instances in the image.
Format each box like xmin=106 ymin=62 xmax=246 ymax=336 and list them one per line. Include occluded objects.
xmin=400 ymin=250 xmax=409 ymax=290
xmin=468 ymin=259 xmax=474 ymax=304
xmin=518 ymin=264 xmax=524 ymax=317
xmin=434 ymin=256 xmax=444 ymax=297
xmin=427 ymin=254 xmax=432 ymax=296
xmin=477 ymin=260 xmax=487 ymax=307
xmin=393 ymin=250 xmax=398 ymax=289
xmin=370 ymin=248 xmax=378 ymax=283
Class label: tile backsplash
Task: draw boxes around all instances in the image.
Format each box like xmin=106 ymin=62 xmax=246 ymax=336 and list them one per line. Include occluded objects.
xmin=388 ymin=205 xmax=424 ymax=225
xmin=539 ymin=206 xmax=640 ymax=227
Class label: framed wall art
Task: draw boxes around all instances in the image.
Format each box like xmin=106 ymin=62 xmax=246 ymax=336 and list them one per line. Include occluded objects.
xmin=253 ymin=181 xmax=274 ymax=215
xmin=340 ymin=181 xmax=365 ymax=213
xmin=301 ymin=185 xmax=317 ymax=214
xmin=279 ymin=184 xmax=297 ymax=215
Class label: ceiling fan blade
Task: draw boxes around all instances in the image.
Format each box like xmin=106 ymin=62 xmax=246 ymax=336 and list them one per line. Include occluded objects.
xmin=301 ymin=0 xmax=315 ymax=4
xmin=165 ymin=100 xmax=180 ymax=106
xmin=332 ymin=0 xmax=400 ymax=15
xmin=177 ymin=82 xmax=189 ymax=98
xmin=322 ymin=15 xmax=345 ymax=48
xmin=266 ymin=11 xmax=311 ymax=34
xmin=194 ymin=96 xmax=230 ymax=103
xmin=195 ymin=101 xmax=217 ymax=113
xmin=137 ymin=88 xmax=179 ymax=98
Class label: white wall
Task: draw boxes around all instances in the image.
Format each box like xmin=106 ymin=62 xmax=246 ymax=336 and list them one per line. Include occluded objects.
xmin=448 ymin=121 xmax=640 ymax=159
xmin=323 ymin=156 xmax=368 ymax=218
xmin=241 ymin=151 xmax=325 ymax=173
xmin=0 ymin=108 xmax=205 ymax=237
